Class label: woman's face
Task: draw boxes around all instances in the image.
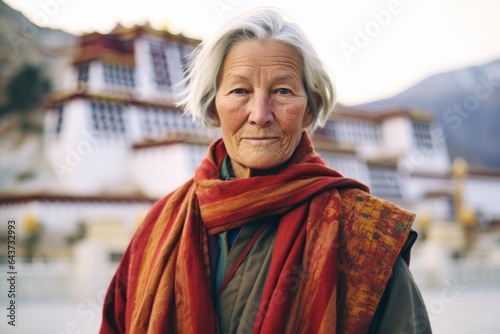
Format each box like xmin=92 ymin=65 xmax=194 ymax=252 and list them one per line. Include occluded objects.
xmin=213 ymin=39 xmax=312 ymax=178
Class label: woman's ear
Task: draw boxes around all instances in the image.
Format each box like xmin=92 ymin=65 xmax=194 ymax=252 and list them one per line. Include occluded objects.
xmin=303 ymin=92 xmax=321 ymax=128
xmin=209 ymin=103 xmax=221 ymax=127
xmin=303 ymin=107 xmax=314 ymax=128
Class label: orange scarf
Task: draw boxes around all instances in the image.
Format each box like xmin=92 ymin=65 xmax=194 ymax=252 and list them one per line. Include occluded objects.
xmin=100 ymin=132 xmax=414 ymax=333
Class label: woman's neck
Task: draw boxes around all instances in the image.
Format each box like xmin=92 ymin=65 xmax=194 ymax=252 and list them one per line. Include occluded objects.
xmin=230 ymin=159 xmax=284 ymax=179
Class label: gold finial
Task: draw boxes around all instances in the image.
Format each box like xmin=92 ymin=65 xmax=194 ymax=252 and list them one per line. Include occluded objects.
xmin=452 ymin=157 xmax=468 ymax=179
xmin=162 ymin=21 xmax=169 ymax=31
xmin=24 ymin=214 xmax=40 ymax=234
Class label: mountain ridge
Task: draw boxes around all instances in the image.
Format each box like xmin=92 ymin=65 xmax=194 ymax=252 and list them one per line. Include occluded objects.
xmin=353 ymin=57 xmax=500 ymax=168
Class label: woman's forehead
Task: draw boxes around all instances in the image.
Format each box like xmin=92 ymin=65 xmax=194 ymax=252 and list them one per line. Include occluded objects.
xmin=220 ymin=39 xmax=303 ymax=80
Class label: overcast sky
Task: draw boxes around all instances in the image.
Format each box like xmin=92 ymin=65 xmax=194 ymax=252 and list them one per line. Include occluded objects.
xmin=5 ymin=0 xmax=500 ymax=105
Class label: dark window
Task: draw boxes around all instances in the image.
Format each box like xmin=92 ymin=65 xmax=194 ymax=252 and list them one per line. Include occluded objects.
xmin=368 ymin=165 xmax=402 ymax=199
xmin=149 ymin=41 xmax=171 ymax=89
xmin=55 ymin=104 xmax=64 ymax=134
xmin=140 ymin=107 xmax=179 ymax=137
xmin=139 ymin=107 xmax=204 ymax=138
xmin=412 ymin=120 xmax=433 ymax=151
xmin=334 ymin=120 xmax=381 ymax=146
xmin=103 ymin=62 xmax=135 ymax=88
xmin=91 ymin=101 xmax=126 ymax=135
xmin=77 ymin=63 xmax=89 ymax=83
xmin=109 ymin=252 xmax=123 ymax=262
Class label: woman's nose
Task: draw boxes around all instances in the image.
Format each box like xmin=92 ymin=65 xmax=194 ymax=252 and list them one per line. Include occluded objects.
xmin=248 ymin=93 xmax=274 ymax=126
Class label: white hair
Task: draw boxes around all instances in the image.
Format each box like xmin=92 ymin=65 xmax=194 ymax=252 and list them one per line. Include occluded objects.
xmin=178 ymin=7 xmax=336 ymax=132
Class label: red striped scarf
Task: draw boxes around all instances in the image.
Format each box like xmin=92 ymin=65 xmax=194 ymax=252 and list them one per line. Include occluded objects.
xmin=100 ymin=132 xmax=414 ymax=333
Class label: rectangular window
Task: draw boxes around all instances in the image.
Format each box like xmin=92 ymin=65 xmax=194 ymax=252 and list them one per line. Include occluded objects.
xmin=77 ymin=63 xmax=89 ymax=83
xmin=149 ymin=41 xmax=171 ymax=89
xmin=102 ymin=62 xmax=135 ymax=89
xmin=334 ymin=120 xmax=381 ymax=146
xmin=368 ymin=165 xmax=402 ymax=199
xmin=91 ymin=101 xmax=126 ymax=135
xmin=412 ymin=120 xmax=433 ymax=151
xmin=140 ymin=108 xmax=186 ymax=137
xmin=319 ymin=151 xmax=369 ymax=184
xmin=139 ymin=107 xmax=207 ymax=139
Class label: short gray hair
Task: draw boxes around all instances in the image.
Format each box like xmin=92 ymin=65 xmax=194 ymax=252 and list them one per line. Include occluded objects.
xmin=178 ymin=7 xmax=336 ymax=132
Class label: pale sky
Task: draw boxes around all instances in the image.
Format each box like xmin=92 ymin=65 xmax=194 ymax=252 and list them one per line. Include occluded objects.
xmin=5 ymin=0 xmax=500 ymax=105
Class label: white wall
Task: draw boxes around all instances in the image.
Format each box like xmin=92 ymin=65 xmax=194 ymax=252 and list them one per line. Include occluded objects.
xmin=134 ymin=36 xmax=181 ymax=103
xmin=398 ymin=121 xmax=450 ymax=175
xmin=134 ymin=36 xmax=157 ymax=100
xmin=45 ymin=98 xmax=133 ymax=195
xmin=86 ymin=61 xmax=104 ymax=92
xmin=381 ymin=116 xmax=413 ymax=155
xmin=132 ymin=142 xmax=209 ymax=199
xmin=465 ymin=177 xmax=500 ymax=220
xmin=127 ymin=104 xmax=143 ymax=143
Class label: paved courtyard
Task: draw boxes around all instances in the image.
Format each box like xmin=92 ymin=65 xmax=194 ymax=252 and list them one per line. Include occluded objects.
xmin=1 ymin=286 xmax=500 ymax=333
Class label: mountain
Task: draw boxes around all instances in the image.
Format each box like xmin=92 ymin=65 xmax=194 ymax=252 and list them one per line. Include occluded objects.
xmin=353 ymin=58 xmax=500 ymax=168
xmin=0 ymin=0 xmax=76 ymax=104
xmin=0 ymin=1 xmax=76 ymax=190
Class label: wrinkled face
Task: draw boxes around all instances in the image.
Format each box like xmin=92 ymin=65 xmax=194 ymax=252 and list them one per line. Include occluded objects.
xmin=213 ymin=39 xmax=312 ymax=178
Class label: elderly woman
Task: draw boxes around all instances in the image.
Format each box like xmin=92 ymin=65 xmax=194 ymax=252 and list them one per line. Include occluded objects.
xmin=100 ymin=8 xmax=431 ymax=334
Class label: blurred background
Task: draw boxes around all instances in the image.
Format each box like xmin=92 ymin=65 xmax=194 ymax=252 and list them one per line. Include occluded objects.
xmin=0 ymin=0 xmax=499 ymax=332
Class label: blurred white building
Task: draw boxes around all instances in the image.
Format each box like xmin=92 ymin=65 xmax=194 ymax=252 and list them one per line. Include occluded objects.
xmin=1 ymin=23 xmax=500 ymax=298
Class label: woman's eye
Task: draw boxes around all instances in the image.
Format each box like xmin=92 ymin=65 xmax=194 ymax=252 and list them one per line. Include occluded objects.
xmin=232 ymin=88 xmax=246 ymax=94
xmin=276 ymin=88 xmax=290 ymax=95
